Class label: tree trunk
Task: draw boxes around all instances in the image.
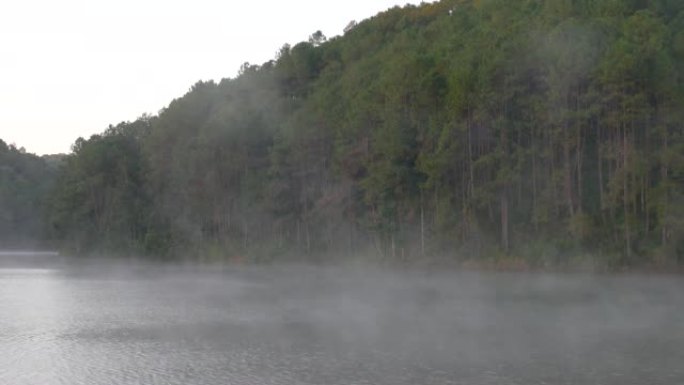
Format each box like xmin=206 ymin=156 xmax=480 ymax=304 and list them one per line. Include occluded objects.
xmin=391 ymin=234 xmax=396 ymax=259
xmin=623 ymin=126 xmax=631 ymax=258
xmin=661 ymin=131 xmax=669 ymax=246
xmin=467 ymin=106 xmax=475 ymax=203
xmin=576 ymin=119 xmax=584 ymax=214
xmin=305 ymin=221 xmax=311 ymax=254
xmin=420 ymin=193 xmax=425 ymax=257
xmin=501 ymin=189 xmax=509 ymax=254
xmin=532 ymin=144 xmax=538 ymax=231
xmin=597 ymin=122 xmax=605 ymax=212
xmin=563 ymin=120 xmax=575 ymax=218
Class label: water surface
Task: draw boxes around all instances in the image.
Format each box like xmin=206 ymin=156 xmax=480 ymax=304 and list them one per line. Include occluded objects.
xmin=1 ymin=257 xmax=683 ymax=384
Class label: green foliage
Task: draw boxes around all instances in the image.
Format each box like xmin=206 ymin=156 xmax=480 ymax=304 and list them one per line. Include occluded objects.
xmin=0 ymin=140 xmax=59 ymax=247
xmin=49 ymin=120 xmax=151 ymax=254
xmin=8 ymin=0 xmax=680 ymax=265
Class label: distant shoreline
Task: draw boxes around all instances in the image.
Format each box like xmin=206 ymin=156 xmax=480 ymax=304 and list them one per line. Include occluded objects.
xmin=0 ymin=250 xmax=680 ymax=276
xmin=0 ymin=251 xmax=60 ymax=256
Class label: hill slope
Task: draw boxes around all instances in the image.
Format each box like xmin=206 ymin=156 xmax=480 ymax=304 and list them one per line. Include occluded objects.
xmin=44 ymin=0 xmax=684 ymax=265
xmin=0 ymin=140 xmax=59 ymax=247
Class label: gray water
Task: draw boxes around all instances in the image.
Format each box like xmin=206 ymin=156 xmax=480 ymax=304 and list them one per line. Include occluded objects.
xmin=1 ymin=258 xmax=683 ymax=385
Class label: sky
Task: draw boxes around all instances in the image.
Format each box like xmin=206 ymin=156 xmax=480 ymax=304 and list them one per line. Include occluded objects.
xmin=0 ymin=0 xmax=428 ymax=155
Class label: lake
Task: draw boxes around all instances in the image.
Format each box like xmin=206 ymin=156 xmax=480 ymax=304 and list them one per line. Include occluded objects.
xmin=1 ymin=256 xmax=683 ymax=384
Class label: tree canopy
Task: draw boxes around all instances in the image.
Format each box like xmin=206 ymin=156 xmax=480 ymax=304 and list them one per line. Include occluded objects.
xmin=0 ymin=140 xmax=60 ymax=248
xmin=4 ymin=0 xmax=683 ymax=266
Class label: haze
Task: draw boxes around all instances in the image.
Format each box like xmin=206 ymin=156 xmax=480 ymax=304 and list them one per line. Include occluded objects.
xmin=2 ymin=257 xmax=683 ymax=384
xmin=0 ymin=0 xmax=428 ymax=155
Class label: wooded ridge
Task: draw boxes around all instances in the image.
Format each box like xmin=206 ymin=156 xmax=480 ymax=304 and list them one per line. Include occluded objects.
xmin=2 ymin=0 xmax=683 ymax=266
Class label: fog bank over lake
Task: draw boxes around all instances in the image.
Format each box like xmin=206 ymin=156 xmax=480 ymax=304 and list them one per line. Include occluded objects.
xmin=1 ymin=255 xmax=683 ymax=384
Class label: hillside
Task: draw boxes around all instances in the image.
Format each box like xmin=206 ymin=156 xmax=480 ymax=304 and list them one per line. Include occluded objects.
xmin=11 ymin=0 xmax=684 ymax=266
xmin=0 ymin=140 xmax=59 ymax=247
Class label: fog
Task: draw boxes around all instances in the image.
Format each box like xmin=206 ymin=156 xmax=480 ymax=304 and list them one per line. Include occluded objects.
xmin=1 ymin=255 xmax=682 ymax=384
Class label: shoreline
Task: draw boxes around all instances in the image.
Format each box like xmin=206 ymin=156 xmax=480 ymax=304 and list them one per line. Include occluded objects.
xmin=2 ymin=250 xmax=682 ymax=276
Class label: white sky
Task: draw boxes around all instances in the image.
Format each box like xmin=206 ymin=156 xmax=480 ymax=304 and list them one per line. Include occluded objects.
xmin=0 ymin=0 xmax=427 ymax=155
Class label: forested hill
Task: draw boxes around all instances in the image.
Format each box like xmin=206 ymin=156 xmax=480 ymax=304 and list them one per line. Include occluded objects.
xmin=0 ymin=140 xmax=61 ymax=247
xmin=9 ymin=0 xmax=684 ymax=265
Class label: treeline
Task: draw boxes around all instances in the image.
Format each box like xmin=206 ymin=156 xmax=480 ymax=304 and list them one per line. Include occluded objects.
xmin=0 ymin=140 xmax=60 ymax=247
xmin=24 ymin=0 xmax=684 ymax=264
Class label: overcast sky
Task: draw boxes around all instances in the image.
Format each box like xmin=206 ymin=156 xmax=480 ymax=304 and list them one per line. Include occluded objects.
xmin=0 ymin=0 xmax=428 ymax=155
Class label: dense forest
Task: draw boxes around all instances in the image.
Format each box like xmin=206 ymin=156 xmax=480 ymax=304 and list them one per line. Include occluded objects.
xmin=0 ymin=140 xmax=60 ymax=247
xmin=2 ymin=0 xmax=683 ymax=266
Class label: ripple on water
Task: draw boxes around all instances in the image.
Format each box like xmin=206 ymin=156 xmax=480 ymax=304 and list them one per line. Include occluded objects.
xmin=1 ymin=267 xmax=683 ymax=385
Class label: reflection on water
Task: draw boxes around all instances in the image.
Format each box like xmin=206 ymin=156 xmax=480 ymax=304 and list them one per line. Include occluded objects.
xmin=0 ymin=261 xmax=683 ymax=385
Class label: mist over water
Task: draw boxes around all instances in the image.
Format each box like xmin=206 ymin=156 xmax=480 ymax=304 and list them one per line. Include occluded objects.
xmin=1 ymin=255 xmax=683 ymax=385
